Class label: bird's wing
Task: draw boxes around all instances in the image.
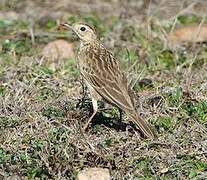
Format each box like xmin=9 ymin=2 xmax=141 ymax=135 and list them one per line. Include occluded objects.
xmin=80 ymin=45 xmax=135 ymax=112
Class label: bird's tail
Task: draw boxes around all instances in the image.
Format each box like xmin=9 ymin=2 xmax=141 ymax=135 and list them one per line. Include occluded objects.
xmin=126 ymin=111 xmax=156 ymax=139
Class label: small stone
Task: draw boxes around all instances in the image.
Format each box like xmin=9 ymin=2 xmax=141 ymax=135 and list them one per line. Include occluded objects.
xmin=77 ymin=168 xmax=110 ymax=180
xmin=160 ymin=167 xmax=169 ymax=174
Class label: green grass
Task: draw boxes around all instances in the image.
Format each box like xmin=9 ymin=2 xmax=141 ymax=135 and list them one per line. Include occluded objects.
xmin=182 ymin=100 xmax=207 ymax=124
xmin=42 ymin=106 xmax=66 ymax=118
xmin=63 ymin=58 xmax=80 ymax=78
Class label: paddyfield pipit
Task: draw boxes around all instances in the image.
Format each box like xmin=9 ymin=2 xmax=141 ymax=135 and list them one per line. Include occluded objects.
xmin=62 ymin=23 xmax=156 ymax=138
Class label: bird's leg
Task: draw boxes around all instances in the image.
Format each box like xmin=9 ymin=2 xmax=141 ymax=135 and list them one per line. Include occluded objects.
xmin=117 ymin=108 xmax=124 ymax=129
xmin=80 ymin=78 xmax=87 ymax=108
xmin=119 ymin=108 xmax=123 ymax=121
xmin=76 ymin=78 xmax=87 ymax=109
xmin=82 ymin=98 xmax=98 ymax=131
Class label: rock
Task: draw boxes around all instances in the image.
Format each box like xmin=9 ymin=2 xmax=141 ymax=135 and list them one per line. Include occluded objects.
xmin=42 ymin=39 xmax=74 ymax=60
xmin=168 ymin=25 xmax=207 ymax=49
xmin=41 ymin=39 xmax=74 ymax=70
xmin=77 ymin=168 xmax=110 ymax=180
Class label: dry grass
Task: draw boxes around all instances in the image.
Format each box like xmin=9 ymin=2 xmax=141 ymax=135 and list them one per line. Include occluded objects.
xmin=0 ymin=0 xmax=207 ymax=179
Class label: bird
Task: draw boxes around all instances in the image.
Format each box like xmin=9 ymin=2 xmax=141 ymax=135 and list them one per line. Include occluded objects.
xmin=61 ymin=23 xmax=156 ymax=138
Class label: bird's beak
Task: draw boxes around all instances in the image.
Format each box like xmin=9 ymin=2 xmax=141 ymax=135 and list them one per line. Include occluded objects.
xmin=60 ymin=23 xmax=72 ymax=30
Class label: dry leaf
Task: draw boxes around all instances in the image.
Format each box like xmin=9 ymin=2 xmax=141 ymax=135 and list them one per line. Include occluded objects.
xmin=77 ymin=168 xmax=110 ymax=180
xmin=168 ymin=25 xmax=207 ymax=48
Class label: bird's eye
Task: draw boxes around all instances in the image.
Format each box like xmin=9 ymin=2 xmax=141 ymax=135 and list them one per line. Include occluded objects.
xmin=80 ymin=27 xmax=86 ymax=31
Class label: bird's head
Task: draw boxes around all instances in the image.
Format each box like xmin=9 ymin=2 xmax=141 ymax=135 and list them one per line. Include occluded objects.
xmin=61 ymin=23 xmax=98 ymax=43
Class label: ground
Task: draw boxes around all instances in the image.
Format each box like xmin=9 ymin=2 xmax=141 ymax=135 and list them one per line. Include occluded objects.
xmin=0 ymin=0 xmax=207 ymax=179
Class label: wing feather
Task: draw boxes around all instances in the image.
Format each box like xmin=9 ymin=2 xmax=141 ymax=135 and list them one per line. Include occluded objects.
xmin=83 ymin=70 xmax=134 ymax=112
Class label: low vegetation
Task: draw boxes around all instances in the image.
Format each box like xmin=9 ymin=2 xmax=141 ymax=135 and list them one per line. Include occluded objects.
xmin=0 ymin=1 xmax=207 ymax=179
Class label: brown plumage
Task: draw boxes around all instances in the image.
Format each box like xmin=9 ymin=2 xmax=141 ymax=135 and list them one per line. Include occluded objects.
xmin=62 ymin=23 xmax=156 ymax=138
